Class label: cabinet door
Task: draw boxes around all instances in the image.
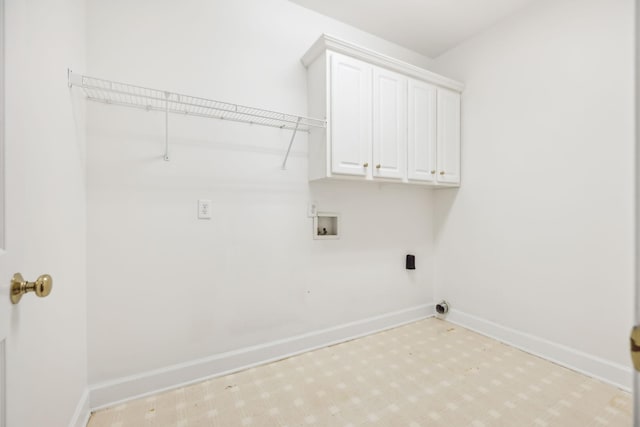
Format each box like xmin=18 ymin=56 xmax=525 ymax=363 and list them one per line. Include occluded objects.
xmin=436 ymin=88 xmax=461 ymax=184
xmin=372 ymin=67 xmax=406 ymax=180
xmin=329 ymin=52 xmax=372 ymax=177
xmin=407 ymin=79 xmax=437 ymax=183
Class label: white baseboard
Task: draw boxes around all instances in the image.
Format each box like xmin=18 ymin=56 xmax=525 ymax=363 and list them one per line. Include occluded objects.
xmin=68 ymin=388 xmax=90 ymax=427
xmin=89 ymin=304 xmax=435 ymax=410
xmin=445 ymin=309 xmax=632 ymax=392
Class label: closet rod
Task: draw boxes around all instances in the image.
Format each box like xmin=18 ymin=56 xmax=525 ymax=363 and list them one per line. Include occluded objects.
xmin=67 ymin=70 xmax=325 ymax=165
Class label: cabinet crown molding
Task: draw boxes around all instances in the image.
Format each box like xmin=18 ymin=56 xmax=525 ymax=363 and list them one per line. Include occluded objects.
xmin=301 ymin=34 xmax=464 ymax=93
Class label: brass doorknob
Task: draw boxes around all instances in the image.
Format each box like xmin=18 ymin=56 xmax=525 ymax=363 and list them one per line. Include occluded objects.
xmin=10 ymin=273 xmax=53 ymax=304
xmin=440 ymin=171 xmax=445 ymax=175
xmin=430 ymin=170 xmax=436 ymax=174
xmin=363 ymin=162 xmax=369 ymax=168
xmin=376 ymin=164 xmax=381 ymax=169
xmin=631 ymin=325 xmax=640 ymax=372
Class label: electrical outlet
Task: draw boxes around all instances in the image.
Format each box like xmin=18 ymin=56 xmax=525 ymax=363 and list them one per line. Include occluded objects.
xmin=198 ymin=199 xmax=212 ymax=219
xmin=307 ymin=202 xmax=318 ymax=218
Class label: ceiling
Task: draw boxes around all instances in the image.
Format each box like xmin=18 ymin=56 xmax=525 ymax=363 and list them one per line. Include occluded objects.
xmin=288 ymin=0 xmax=539 ymax=58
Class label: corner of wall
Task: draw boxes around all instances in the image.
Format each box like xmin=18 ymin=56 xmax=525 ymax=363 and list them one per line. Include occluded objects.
xmin=69 ymin=388 xmax=91 ymax=427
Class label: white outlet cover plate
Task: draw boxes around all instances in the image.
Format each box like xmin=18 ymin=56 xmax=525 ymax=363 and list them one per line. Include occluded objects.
xmin=198 ymin=199 xmax=212 ymax=219
xmin=307 ymin=201 xmax=317 ymax=218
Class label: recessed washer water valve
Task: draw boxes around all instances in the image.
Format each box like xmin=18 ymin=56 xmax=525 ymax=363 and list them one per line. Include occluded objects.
xmin=436 ymin=300 xmax=449 ymax=315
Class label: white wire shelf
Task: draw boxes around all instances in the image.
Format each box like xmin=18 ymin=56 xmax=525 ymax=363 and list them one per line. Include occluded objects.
xmin=68 ymin=70 xmax=326 ymax=166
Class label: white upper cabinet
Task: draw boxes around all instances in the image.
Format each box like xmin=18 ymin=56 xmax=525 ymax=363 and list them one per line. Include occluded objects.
xmin=373 ymin=67 xmax=407 ymax=180
xmin=303 ymin=34 xmax=463 ymax=187
xmin=436 ymin=88 xmax=461 ymax=185
xmin=407 ymin=79 xmax=437 ymax=183
xmin=330 ymin=52 xmax=372 ymax=177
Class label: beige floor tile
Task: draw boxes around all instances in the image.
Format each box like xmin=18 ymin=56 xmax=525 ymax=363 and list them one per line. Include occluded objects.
xmin=88 ymin=319 xmax=631 ymax=427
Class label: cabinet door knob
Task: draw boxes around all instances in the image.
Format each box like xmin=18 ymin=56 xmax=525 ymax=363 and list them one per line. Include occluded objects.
xmin=376 ymin=164 xmax=381 ymax=169
xmin=430 ymin=170 xmax=436 ymax=174
xmin=440 ymin=171 xmax=445 ymax=175
xmin=363 ymin=162 xmax=369 ymax=168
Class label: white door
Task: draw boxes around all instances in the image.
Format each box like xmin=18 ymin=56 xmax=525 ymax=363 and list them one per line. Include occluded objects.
xmin=436 ymin=88 xmax=461 ymax=185
xmin=0 ymin=2 xmax=8 ymax=422
xmin=634 ymin=1 xmax=640 ymax=423
xmin=372 ymin=67 xmax=406 ymax=180
xmin=1 ymin=1 xmax=88 ymax=426
xmin=407 ymin=79 xmax=437 ymax=183
xmin=329 ymin=52 xmax=372 ymax=177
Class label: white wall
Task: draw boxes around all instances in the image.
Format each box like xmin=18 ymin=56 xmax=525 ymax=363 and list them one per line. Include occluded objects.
xmin=86 ymin=0 xmax=436 ymax=397
xmin=433 ymin=0 xmax=634 ymax=383
xmin=5 ymin=0 xmax=88 ymax=425
xmin=85 ymin=0 xmax=635 ymax=405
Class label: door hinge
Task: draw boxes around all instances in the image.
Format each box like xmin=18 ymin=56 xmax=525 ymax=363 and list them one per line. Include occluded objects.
xmin=630 ymin=326 xmax=640 ymax=372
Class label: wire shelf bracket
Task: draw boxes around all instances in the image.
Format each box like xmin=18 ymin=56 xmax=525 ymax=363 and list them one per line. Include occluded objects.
xmin=68 ymin=69 xmax=326 ymax=166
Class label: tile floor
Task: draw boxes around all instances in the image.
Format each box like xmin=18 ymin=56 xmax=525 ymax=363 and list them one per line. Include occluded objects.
xmin=88 ymin=318 xmax=632 ymax=427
